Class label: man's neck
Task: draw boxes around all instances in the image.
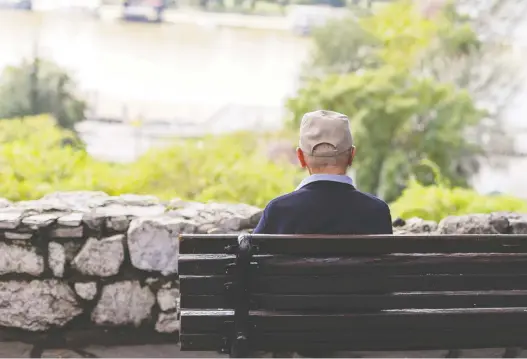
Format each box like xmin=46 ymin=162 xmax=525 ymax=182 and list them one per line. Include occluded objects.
xmin=309 ymin=169 xmax=348 ymax=176
xmin=296 ymin=172 xmax=354 ymax=190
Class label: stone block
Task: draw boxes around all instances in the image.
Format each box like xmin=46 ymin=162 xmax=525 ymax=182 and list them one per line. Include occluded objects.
xmin=0 ymin=280 xmax=81 ymax=331
xmin=50 ymin=226 xmax=84 ymax=239
xmin=82 ymin=212 xmax=106 ymax=232
xmin=91 ymin=281 xmax=155 ymax=327
xmin=157 ymin=288 xmax=179 ymax=312
xmin=48 ymin=242 xmax=66 ymax=277
xmin=155 ymin=312 xmax=179 ymax=333
xmin=22 ymin=213 xmax=59 ymax=229
xmin=58 ymin=212 xmax=84 ymax=227
xmin=4 ymin=232 xmax=33 ymax=240
xmin=437 ymin=214 xmax=509 ymax=234
xmin=0 ymin=242 xmax=44 ymax=276
xmin=395 ymin=217 xmax=438 ymax=234
xmin=106 ymin=215 xmax=131 ymax=232
xmin=509 ymin=215 xmax=527 ymax=234
xmin=98 ymin=204 xmax=166 ymax=232
xmin=72 ymin=235 xmax=124 ymax=277
xmin=127 ymin=217 xmax=196 ymax=275
xmin=0 ymin=210 xmax=25 ymax=229
xmin=74 ymin=282 xmax=98 ymax=300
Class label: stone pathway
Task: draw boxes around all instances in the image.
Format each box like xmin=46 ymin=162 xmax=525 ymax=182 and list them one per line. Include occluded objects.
xmin=1 ymin=342 xmax=525 ymax=358
xmin=0 ymin=342 xmax=225 ymax=358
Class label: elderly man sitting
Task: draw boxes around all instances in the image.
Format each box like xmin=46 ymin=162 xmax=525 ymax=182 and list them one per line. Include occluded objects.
xmin=254 ymin=109 xmax=392 ymax=236
xmin=254 ymin=110 xmax=393 ymax=358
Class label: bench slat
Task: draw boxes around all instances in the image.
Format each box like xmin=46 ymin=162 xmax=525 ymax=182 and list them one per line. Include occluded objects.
xmin=180 ymin=329 xmax=527 ymax=352
xmin=179 ymin=234 xmax=527 ymax=255
xmin=180 ymin=273 xmax=527 ymax=295
xmin=180 ymin=291 xmax=527 ymax=311
xmin=179 ymin=235 xmax=237 ymax=254
xmin=179 ymin=254 xmax=235 ymax=275
xmin=179 ymin=253 xmax=527 ymax=275
xmin=180 ymin=307 xmax=527 ymax=333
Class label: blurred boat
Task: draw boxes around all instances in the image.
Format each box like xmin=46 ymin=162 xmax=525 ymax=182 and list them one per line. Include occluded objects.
xmin=287 ymin=5 xmax=349 ymax=36
xmin=0 ymin=0 xmax=32 ymax=10
xmin=122 ymin=0 xmax=167 ymax=22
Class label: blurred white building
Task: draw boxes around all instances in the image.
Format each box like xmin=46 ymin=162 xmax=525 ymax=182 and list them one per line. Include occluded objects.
xmin=419 ymin=0 xmax=527 ymax=199
xmin=468 ymin=3 xmax=527 ymax=199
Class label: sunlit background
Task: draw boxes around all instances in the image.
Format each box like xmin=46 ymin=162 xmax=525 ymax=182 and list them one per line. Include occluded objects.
xmin=1 ymin=0 xmax=527 ymax=220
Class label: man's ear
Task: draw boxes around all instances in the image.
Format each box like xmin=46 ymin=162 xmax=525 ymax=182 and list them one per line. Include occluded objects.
xmin=349 ymin=146 xmax=356 ymax=166
xmin=296 ymin=147 xmax=307 ymax=168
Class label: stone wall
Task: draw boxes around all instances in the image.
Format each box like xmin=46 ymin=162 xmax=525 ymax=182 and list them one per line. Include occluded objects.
xmin=1 ymin=190 xmax=526 ymax=354
xmin=393 ymin=212 xmax=527 ymax=235
xmin=0 ymin=191 xmax=262 ymax=353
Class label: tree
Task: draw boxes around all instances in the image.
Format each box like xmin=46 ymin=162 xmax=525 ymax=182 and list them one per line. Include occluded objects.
xmin=415 ymin=0 xmax=526 ymax=159
xmin=304 ymin=1 xmax=445 ymax=77
xmin=288 ymin=0 xmax=524 ymax=200
xmin=0 ymin=57 xmax=87 ymax=130
xmin=306 ymin=0 xmax=526 ymax=157
xmin=287 ymin=67 xmax=485 ymax=202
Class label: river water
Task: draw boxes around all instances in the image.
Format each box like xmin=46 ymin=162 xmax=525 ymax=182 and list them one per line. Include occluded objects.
xmin=0 ymin=8 xmax=309 ymax=114
xmin=0 ymin=8 xmax=310 ymax=160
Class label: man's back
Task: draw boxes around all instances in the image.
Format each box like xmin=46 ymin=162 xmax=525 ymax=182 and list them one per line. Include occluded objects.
xmin=254 ymin=180 xmax=392 ymax=235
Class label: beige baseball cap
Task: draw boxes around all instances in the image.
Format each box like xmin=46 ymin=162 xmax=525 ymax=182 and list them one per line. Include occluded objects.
xmin=299 ymin=110 xmax=353 ymax=157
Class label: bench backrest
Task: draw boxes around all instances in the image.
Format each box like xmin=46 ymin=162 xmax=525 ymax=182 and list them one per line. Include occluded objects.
xmin=179 ymin=234 xmax=527 ymax=355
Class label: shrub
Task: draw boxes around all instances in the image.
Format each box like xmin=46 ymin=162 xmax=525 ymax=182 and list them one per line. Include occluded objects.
xmin=0 ymin=58 xmax=87 ymax=130
xmin=125 ymin=132 xmax=302 ymax=207
xmin=391 ymin=179 xmax=527 ymax=222
xmin=0 ymin=116 xmax=110 ymax=201
xmin=0 ymin=116 xmax=301 ymax=208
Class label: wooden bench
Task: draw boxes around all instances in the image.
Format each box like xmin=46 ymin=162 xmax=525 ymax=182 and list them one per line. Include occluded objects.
xmin=179 ymin=233 xmax=527 ymax=357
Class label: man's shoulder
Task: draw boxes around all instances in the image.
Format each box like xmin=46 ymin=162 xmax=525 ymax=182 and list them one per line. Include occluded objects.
xmin=256 ymin=186 xmax=392 ymax=234
xmin=265 ymin=190 xmax=300 ymax=210
xmin=354 ymin=189 xmax=390 ymax=210
xmin=264 ymin=187 xmax=389 ymax=211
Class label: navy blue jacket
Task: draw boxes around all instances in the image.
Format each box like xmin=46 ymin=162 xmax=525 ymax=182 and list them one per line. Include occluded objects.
xmin=254 ymin=181 xmax=393 ymax=235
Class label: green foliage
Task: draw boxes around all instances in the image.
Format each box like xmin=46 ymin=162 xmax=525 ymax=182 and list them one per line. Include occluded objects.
xmin=290 ymin=0 xmax=490 ymax=201
xmin=0 ymin=116 xmax=301 ymax=208
xmin=358 ymin=0 xmax=438 ymax=69
xmin=287 ymin=66 xmax=485 ymax=202
xmin=391 ymin=179 xmax=527 ymax=222
xmin=0 ymin=57 xmax=87 ymax=130
xmin=432 ymin=3 xmax=481 ymax=57
xmin=0 ymin=117 xmax=101 ymax=201
xmin=0 ymin=115 xmax=84 ymax=149
xmin=390 ymin=161 xmax=527 ymax=221
xmin=125 ymin=132 xmax=302 ymax=206
xmin=308 ymin=0 xmax=480 ymax=75
xmin=309 ymin=16 xmax=381 ymax=74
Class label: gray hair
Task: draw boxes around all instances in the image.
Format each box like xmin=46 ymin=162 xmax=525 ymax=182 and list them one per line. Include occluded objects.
xmin=304 ymin=143 xmax=351 ymax=169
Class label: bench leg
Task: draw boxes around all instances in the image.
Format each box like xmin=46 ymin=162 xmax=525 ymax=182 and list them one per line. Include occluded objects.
xmin=230 ymin=235 xmax=254 ymax=358
xmin=503 ymin=348 xmax=522 ymax=358
xmin=271 ymin=352 xmax=295 ymax=358
xmin=445 ymin=349 xmax=461 ymax=358
xmin=230 ymin=335 xmax=250 ymax=358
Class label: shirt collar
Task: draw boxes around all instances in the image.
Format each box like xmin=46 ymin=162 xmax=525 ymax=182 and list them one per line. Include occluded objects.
xmin=296 ymin=174 xmax=354 ymax=190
